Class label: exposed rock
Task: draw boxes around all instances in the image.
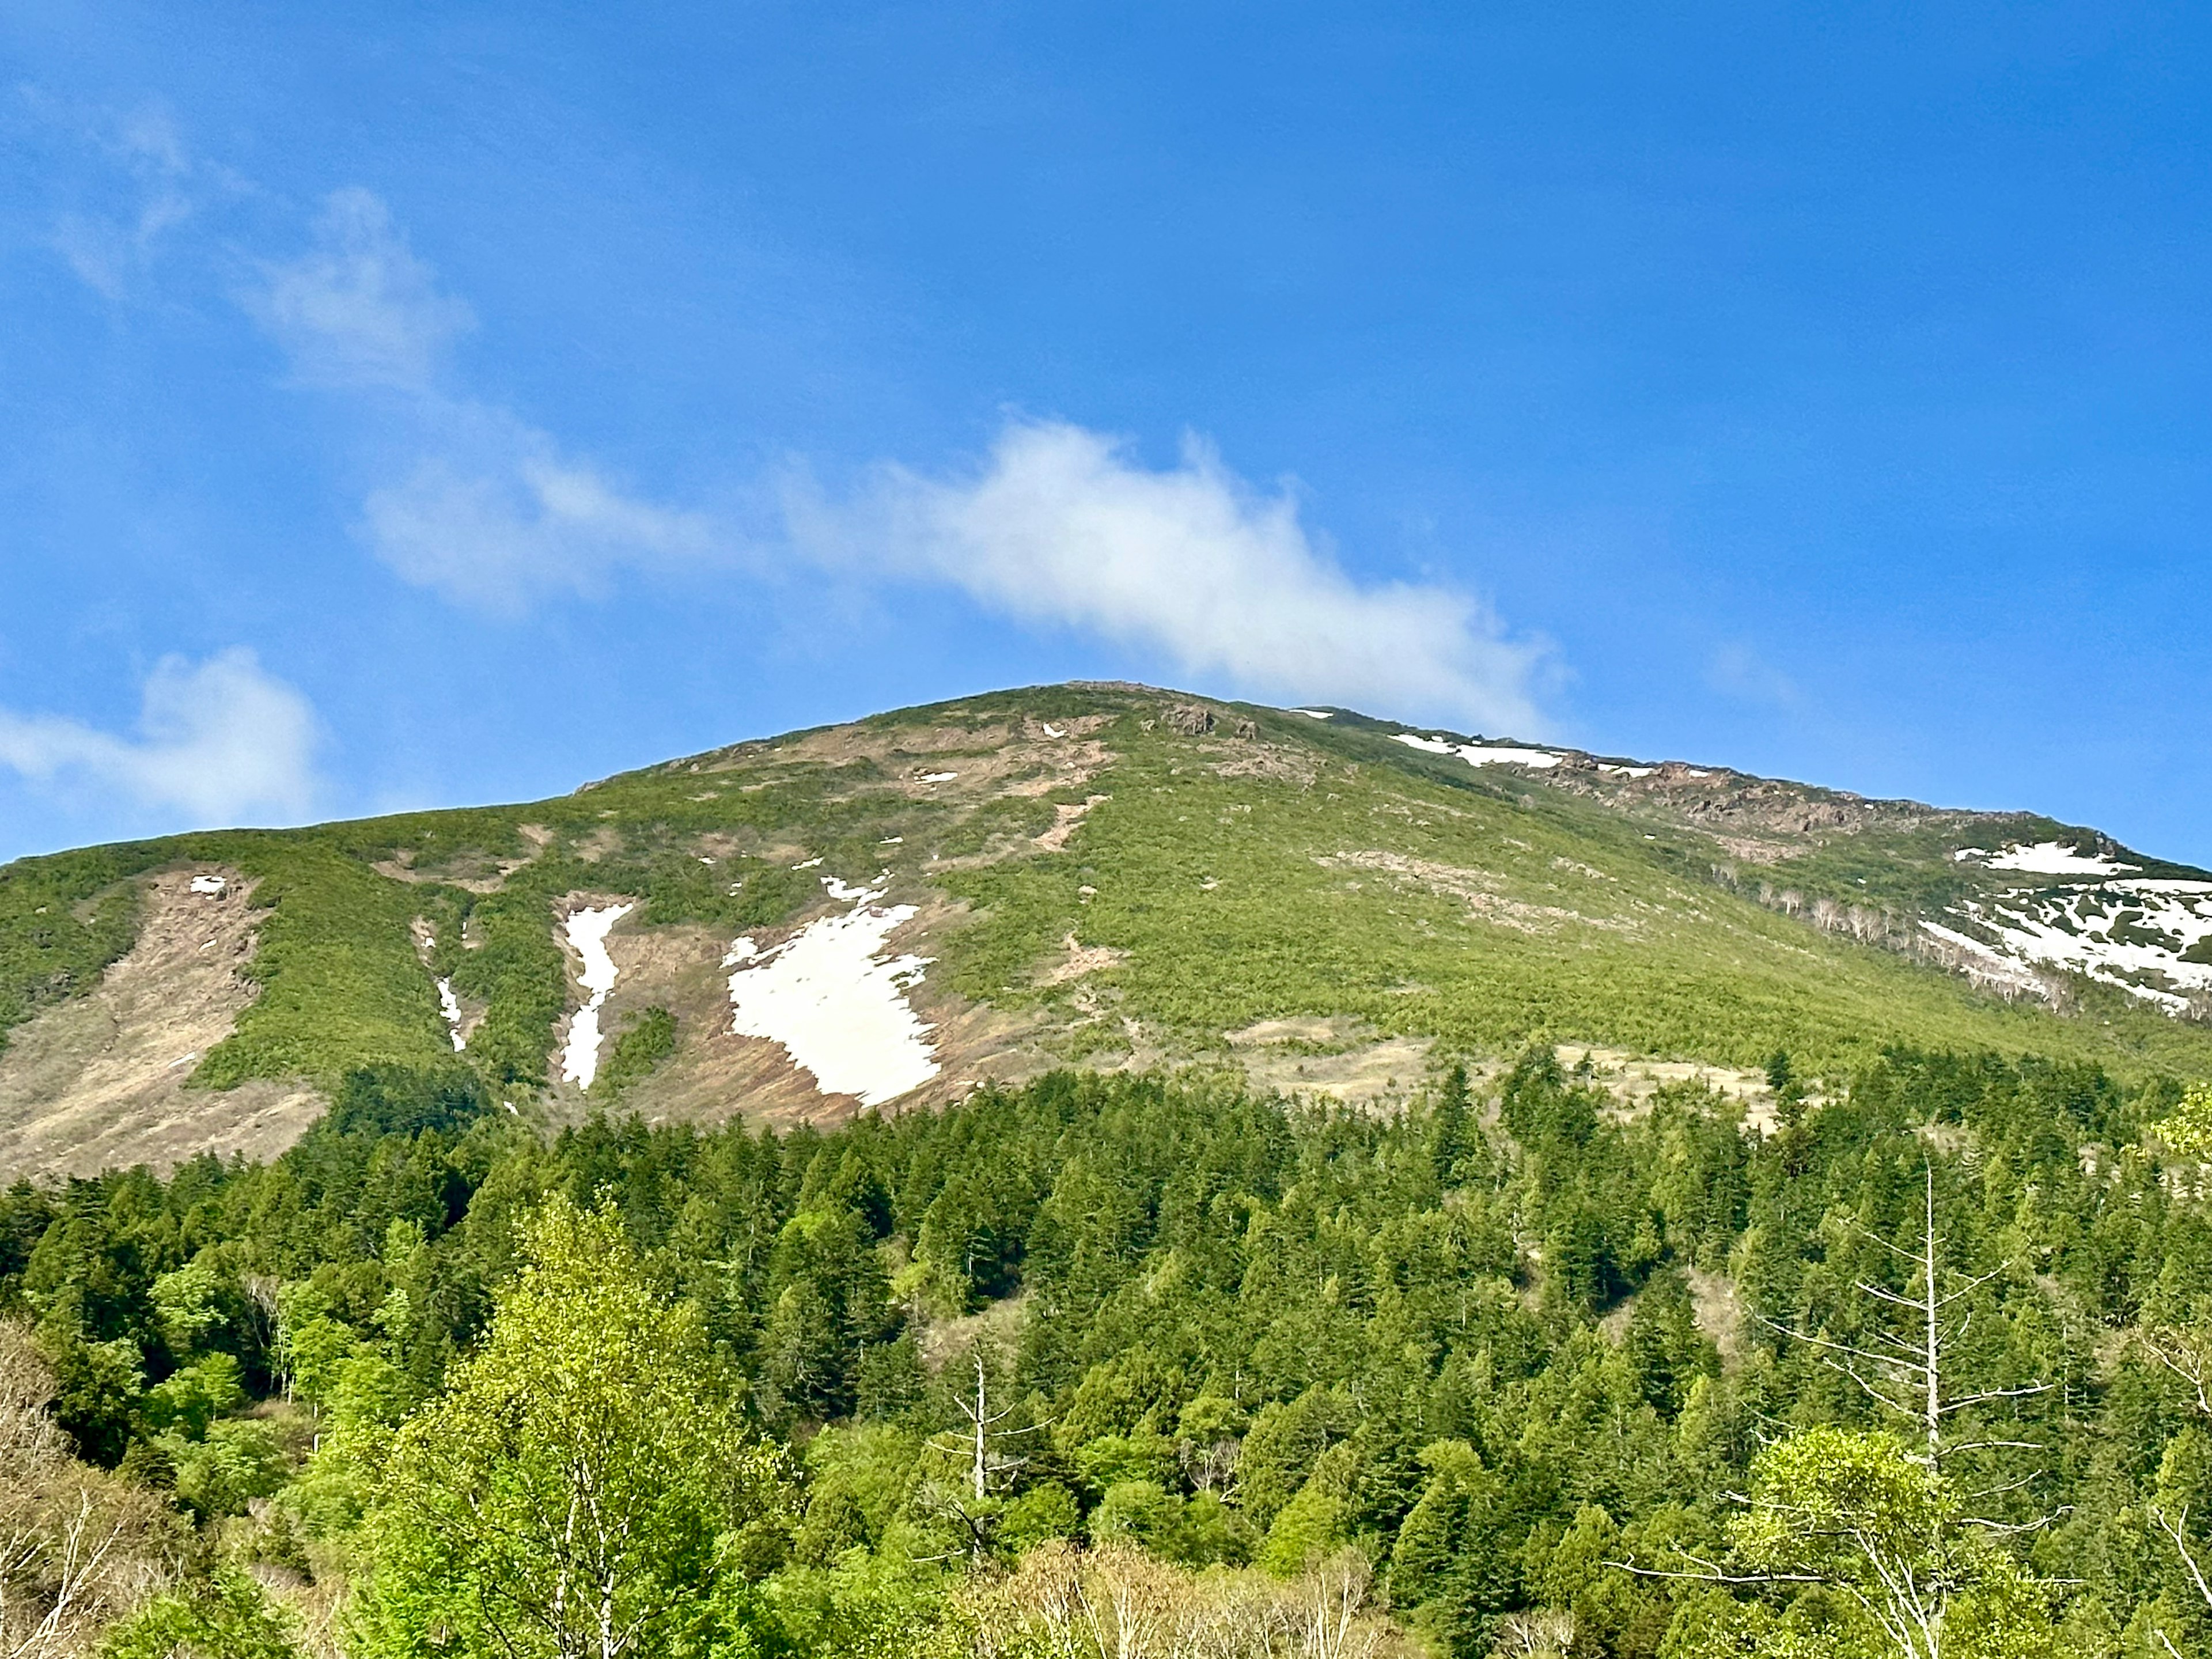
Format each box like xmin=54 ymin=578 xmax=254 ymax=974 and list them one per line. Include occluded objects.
xmin=1164 ymin=703 xmax=1215 ymax=736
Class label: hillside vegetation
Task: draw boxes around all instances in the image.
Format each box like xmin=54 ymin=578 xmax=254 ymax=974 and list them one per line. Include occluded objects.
xmin=9 ymin=1052 xmax=2212 ymax=1656
xmin=0 ymin=684 xmax=2206 ymax=1175
xmin=7 ymin=685 xmax=2212 ymax=1656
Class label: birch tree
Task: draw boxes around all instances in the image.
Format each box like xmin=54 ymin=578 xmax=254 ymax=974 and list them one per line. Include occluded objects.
xmin=353 ymin=1197 xmax=789 ymax=1659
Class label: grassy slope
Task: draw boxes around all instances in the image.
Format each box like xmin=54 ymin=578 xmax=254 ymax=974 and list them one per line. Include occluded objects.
xmin=941 ymin=699 xmax=2212 ymax=1081
xmin=0 ymin=684 xmax=2205 ymax=1107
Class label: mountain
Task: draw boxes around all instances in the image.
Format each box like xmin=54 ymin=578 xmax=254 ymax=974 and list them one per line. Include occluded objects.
xmin=1 ymin=680 xmax=2207 ymax=1176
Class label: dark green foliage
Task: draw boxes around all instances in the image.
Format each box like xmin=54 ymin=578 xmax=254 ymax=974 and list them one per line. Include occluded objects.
xmin=322 ymin=1064 xmax=491 ymax=1141
xmin=10 ymin=1040 xmax=2212 ymax=1652
xmin=595 ymin=1006 xmax=677 ymax=1103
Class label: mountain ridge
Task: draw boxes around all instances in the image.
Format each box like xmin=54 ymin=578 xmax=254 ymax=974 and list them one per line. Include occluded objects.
xmin=0 ymin=680 xmax=2205 ymax=1176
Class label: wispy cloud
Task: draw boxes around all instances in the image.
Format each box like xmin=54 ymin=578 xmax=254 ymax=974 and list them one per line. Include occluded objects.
xmin=82 ymin=167 xmax=1554 ymax=726
xmin=249 ymin=188 xmax=473 ymax=393
xmin=1706 ymin=642 xmax=1800 ymax=709
xmin=790 ymin=419 xmax=1549 ymax=733
xmin=32 ymin=98 xmax=232 ymax=300
xmin=0 ymin=650 xmax=322 ymax=827
xmin=249 ymin=190 xmax=714 ymax=611
xmin=359 ymin=407 xmax=718 ymax=612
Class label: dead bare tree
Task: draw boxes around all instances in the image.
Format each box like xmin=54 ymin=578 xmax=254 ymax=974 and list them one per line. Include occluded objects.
xmin=0 ymin=1323 xmax=173 ymax=1658
xmin=2139 ymin=1321 xmax=2212 ymax=1646
xmin=1763 ymin=1163 xmax=2052 ymax=1486
xmin=921 ymin=1346 xmax=1048 ymax=1560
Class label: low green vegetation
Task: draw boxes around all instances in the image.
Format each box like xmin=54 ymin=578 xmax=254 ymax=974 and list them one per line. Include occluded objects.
xmin=0 ymin=842 xmax=165 ymax=1051
xmin=9 ymin=1054 xmax=2212 ymax=1655
xmin=1 ymin=685 xmax=2208 ymax=1107
xmin=594 ymin=1005 xmax=677 ymax=1101
xmin=939 ymin=710 xmax=2212 ymax=1082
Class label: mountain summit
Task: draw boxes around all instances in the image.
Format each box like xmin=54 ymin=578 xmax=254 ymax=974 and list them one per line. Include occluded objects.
xmin=1 ymin=682 xmax=2206 ymax=1175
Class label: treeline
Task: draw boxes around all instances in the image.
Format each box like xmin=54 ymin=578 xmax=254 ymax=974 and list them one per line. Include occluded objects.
xmin=6 ymin=1051 xmax=2212 ymax=1656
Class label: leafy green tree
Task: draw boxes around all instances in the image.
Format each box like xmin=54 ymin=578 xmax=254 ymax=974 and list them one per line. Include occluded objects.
xmin=97 ymin=1563 xmax=299 ymax=1659
xmin=1723 ymin=1427 xmax=2032 ymax=1659
xmin=1257 ymin=1441 xmax=1359 ymax=1576
xmin=351 ymin=1196 xmax=790 ymax=1659
xmin=2156 ymin=1084 xmax=2212 ymax=1158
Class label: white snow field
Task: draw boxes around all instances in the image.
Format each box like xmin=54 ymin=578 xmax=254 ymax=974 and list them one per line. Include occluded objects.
xmin=437 ymin=978 xmax=466 ymax=1051
xmin=558 ymin=903 xmax=634 ymax=1089
xmin=1960 ymin=841 xmax=2141 ymax=877
xmin=724 ymin=874 xmax=940 ymax=1106
xmin=1940 ymin=877 xmax=2212 ymax=1012
xmin=1393 ymin=733 xmax=1563 ymax=769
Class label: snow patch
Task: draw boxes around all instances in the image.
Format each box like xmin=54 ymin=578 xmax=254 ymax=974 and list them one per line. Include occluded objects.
xmin=724 ymin=877 xmax=940 ymax=1106
xmin=189 ymin=874 xmax=226 ymax=895
xmin=558 ymin=904 xmax=633 ymax=1090
xmin=1392 ymin=732 xmax=1562 ymax=769
xmin=1941 ymin=878 xmax=2212 ymax=1012
xmin=793 ymin=856 xmax=824 ymax=870
xmin=1979 ymin=842 xmax=2139 ymax=877
xmin=1041 ymin=723 xmax=1066 ymax=738
xmin=1598 ymin=764 xmax=1656 ymax=779
xmin=437 ymin=978 xmax=467 ymax=1051
xmin=1293 ymin=709 xmax=1334 ymax=720
xmin=921 ymin=771 xmax=959 ymax=783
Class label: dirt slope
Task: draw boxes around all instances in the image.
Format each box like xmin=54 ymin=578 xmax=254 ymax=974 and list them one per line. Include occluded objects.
xmin=0 ymin=869 xmax=322 ymax=1176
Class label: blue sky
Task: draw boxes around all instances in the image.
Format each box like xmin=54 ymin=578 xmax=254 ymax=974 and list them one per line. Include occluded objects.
xmin=3 ymin=3 xmax=2209 ymax=863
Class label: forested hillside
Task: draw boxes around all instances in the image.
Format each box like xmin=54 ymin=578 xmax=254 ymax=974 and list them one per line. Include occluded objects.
xmin=10 ymin=1047 xmax=2212 ymax=1657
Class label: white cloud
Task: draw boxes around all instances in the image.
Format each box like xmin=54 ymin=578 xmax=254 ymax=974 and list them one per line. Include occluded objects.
xmin=246 ymin=198 xmax=1550 ymax=729
xmin=248 ymin=190 xmax=713 ymax=609
xmin=0 ymin=650 xmax=321 ymax=827
xmin=791 ymin=419 xmax=1548 ymax=733
xmin=252 ymin=188 xmax=474 ymax=393
xmin=43 ymin=102 xmax=201 ymax=300
xmin=359 ymin=412 xmax=718 ymax=611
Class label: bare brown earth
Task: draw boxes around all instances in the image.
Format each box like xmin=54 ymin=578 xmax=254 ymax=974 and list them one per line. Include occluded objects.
xmin=1553 ymin=1044 xmax=1780 ymax=1132
xmin=551 ymin=896 xmax=1059 ymax=1133
xmin=1222 ymin=1015 xmax=1435 ymax=1108
xmin=0 ymin=869 xmax=322 ymax=1176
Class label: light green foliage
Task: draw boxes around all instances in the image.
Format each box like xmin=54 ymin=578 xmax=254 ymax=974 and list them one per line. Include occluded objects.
xmin=166 ymin=1417 xmax=289 ymax=1517
xmin=2157 ymin=1083 xmax=2212 ymax=1158
xmin=997 ymin=1483 xmax=1082 ymax=1555
xmin=96 ymin=1563 xmax=300 ymax=1659
xmin=149 ymin=1260 xmax=229 ymax=1358
xmin=1236 ymin=1385 xmax=1355 ymax=1532
xmin=1257 ymin=1440 xmax=1359 ymax=1575
xmin=140 ymin=1353 xmax=245 ymax=1438
xmin=1728 ymin=1428 xmax=2017 ymax=1659
xmin=351 ymin=1197 xmax=790 ymax=1659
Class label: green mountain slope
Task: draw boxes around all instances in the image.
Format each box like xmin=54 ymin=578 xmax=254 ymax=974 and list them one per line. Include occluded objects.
xmin=0 ymin=682 xmax=2206 ymax=1173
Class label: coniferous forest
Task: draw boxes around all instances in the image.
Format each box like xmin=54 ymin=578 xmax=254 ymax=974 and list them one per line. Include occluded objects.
xmin=10 ymin=1051 xmax=2212 ymax=1658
